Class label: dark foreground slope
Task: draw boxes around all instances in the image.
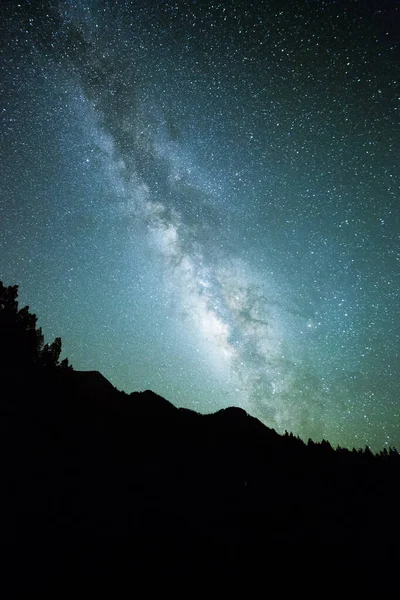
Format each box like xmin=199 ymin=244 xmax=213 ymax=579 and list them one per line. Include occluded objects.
xmin=3 ymin=367 xmax=400 ymax=592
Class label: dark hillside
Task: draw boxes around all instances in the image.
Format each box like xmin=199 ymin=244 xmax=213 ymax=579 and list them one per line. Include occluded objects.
xmin=4 ymin=365 xmax=400 ymax=592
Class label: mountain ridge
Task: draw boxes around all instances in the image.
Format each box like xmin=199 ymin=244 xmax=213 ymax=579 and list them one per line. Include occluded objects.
xmin=4 ymin=361 xmax=400 ymax=592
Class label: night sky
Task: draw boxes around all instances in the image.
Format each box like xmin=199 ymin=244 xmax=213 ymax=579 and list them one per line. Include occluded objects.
xmin=1 ymin=0 xmax=399 ymax=451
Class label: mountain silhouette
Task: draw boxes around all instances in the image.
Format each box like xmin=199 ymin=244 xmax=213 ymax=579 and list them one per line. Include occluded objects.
xmin=2 ymin=282 xmax=400 ymax=593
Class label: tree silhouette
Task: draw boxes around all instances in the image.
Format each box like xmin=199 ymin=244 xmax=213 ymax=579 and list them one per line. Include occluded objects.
xmin=0 ymin=281 xmax=72 ymax=369
xmin=41 ymin=337 xmax=62 ymax=368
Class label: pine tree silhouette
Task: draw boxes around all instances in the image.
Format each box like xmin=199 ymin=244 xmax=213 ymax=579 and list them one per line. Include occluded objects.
xmin=0 ymin=281 xmax=72 ymax=370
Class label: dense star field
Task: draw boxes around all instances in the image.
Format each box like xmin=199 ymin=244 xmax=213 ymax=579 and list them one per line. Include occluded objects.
xmin=1 ymin=1 xmax=399 ymax=451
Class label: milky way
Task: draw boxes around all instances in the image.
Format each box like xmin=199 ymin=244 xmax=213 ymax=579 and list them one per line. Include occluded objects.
xmin=1 ymin=1 xmax=399 ymax=450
